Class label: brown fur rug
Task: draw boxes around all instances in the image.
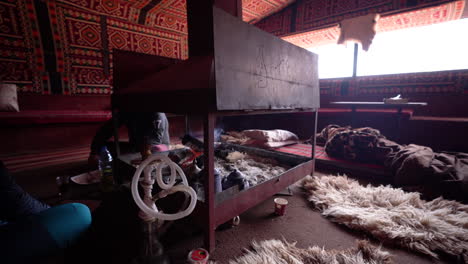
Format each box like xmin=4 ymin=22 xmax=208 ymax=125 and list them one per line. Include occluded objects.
xmin=303 ymin=175 xmax=468 ymax=260
xmin=225 ymin=239 xmax=392 ymax=264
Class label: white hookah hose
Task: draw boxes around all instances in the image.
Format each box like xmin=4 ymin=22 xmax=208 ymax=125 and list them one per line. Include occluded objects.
xmin=131 ymin=154 xmax=197 ymax=221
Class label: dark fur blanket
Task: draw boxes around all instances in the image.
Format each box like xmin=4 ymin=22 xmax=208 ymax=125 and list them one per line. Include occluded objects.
xmin=316 ymin=125 xmax=468 ymax=202
xmin=386 ymin=144 xmax=468 ymax=202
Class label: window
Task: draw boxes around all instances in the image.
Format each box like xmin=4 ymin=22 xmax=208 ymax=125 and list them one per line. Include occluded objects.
xmin=307 ymin=18 xmax=468 ymax=78
xmin=308 ymin=43 xmax=354 ymax=79
xmin=357 ymin=18 xmax=468 ymax=76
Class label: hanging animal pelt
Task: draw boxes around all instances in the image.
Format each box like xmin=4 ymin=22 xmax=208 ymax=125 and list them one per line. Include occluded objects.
xmin=303 ymin=175 xmax=468 ymax=260
xmin=224 ymin=239 xmax=391 ymax=264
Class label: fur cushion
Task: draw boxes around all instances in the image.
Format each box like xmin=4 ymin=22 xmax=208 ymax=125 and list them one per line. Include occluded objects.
xmin=0 ymin=84 xmax=19 ymax=112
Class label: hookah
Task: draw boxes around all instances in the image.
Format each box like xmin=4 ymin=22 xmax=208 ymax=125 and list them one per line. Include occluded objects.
xmin=130 ymin=154 xmax=198 ymax=264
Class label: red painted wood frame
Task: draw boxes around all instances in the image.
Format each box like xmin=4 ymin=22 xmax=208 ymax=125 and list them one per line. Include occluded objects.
xmin=198 ymin=110 xmax=318 ymax=252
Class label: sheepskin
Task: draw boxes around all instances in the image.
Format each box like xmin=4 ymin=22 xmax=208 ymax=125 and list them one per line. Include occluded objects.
xmin=303 ymin=175 xmax=468 ymax=260
xmin=225 ymin=239 xmax=392 ymax=264
xmin=215 ymin=153 xmax=287 ymax=187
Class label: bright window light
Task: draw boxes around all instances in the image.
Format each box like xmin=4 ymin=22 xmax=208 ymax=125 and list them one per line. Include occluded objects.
xmin=357 ymin=18 xmax=468 ymax=76
xmin=308 ymin=44 xmax=354 ymax=79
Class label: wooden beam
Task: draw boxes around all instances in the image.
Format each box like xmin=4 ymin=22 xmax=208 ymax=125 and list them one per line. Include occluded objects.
xmin=186 ymin=0 xmax=242 ymax=57
xmin=214 ymin=0 xmax=242 ymax=18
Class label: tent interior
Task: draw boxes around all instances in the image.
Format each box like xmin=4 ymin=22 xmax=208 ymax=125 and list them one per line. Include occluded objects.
xmin=1 ymin=0 xmax=467 ymax=263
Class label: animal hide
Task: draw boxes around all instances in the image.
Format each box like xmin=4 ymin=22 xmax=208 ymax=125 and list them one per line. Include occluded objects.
xmin=337 ymin=13 xmax=380 ymax=51
xmin=225 ymin=239 xmax=392 ymax=264
xmin=216 ymin=153 xmax=287 ymax=187
xmin=303 ymin=175 xmax=468 ymax=260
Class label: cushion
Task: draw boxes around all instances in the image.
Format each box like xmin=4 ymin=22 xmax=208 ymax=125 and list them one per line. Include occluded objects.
xmin=0 ymin=84 xmax=19 ymax=112
xmin=242 ymin=129 xmax=299 ymax=142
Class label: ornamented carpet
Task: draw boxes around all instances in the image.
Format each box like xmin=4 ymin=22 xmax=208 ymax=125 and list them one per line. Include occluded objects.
xmin=303 ymin=175 xmax=468 ymax=260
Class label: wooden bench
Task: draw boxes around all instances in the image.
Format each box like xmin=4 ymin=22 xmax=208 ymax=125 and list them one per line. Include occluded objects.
xmin=0 ymin=110 xmax=188 ymax=173
xmin=0 ymin=109 xmax=112 ymax=173
xmin=0 ymin=110 xmax=111 ymax=125
xmin=0 ymin=146 xmax=90 ymax=173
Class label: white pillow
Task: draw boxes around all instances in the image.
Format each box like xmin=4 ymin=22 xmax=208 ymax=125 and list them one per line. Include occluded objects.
xmin=242 ymin=129 xmax=299 ymax=142
xmin=0 ymin=83 xmax=19 ymax=112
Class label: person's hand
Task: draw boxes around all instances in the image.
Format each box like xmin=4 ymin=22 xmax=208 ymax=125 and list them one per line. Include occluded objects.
xmin=87 ymin=154 xmax=100 ymax=169
xmin=152 ymin=144 xmax=169 ymax=153
xmin=140 ymin=148 xmax=152 ymax=161
xmin=140 ymin=143 xmax=156 ymax=161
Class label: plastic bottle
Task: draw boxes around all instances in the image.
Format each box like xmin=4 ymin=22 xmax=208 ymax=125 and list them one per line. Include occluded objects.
xmin=99 ymin=146 xmax=114 ymax=192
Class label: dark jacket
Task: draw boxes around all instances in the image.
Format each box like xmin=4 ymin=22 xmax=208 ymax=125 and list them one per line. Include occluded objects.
xmin=90 ymin=112 xmax=170 ymax=155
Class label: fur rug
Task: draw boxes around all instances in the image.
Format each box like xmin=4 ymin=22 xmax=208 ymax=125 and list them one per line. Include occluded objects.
xmin=303 ymin=175 xmax=468 ymax=260
xmin=226 ymin=239 xmax=392 ymax=264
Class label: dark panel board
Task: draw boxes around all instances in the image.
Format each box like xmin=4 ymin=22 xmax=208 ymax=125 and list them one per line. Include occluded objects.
xmin=213 ymin=7 xmax=320 ymax=110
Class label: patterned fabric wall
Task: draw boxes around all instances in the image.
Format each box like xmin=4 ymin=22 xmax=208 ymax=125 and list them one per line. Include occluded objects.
xmin=256 ymin=0 xmax=458 ymax=36
xmin=319 ymin=70 xmax=468 ymax=96
xmin=255 ymin=0 xmax=468 ymax=96
xmin=0 ymin=0 xmax=294 ymax=95
xmin=243 ymin=0 xmax=295 ymax=23
xmin=0 ymin=0 xmax=188 ymax=95
xmin=282 ymin=1 xmax=465 ymax=49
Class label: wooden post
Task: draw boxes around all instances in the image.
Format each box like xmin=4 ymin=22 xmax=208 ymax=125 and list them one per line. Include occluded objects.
xmin=214 ymin=0 xmax=242 ymax=18
xmin=112 ymin=108 xmax=122 ymax=184
xmin=311 ymin=111 xmax=318 ymax=166
xmin=203 ymin=112 xmax=216 ymax=252
xmin=186 ymin=0 xmax=242 ymax=57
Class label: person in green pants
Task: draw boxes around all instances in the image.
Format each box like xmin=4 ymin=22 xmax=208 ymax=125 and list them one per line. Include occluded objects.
xmin=0 ymin=161 xmax=92 ymax=264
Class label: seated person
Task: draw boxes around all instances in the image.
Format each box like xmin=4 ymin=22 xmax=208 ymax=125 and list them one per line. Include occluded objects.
xmin=88 ymin=112 xmax=170 ymax=165
xmin=0 ymin=161 xmax=92 ymax=264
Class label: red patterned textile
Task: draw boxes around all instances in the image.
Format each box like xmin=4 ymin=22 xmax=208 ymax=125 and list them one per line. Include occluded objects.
xmin=254 ymin=6 xmax=292 ymax=35
xmin=1 ymin=0 xmax=466 ymax=96
xmin=294 ymin=0 xmax=396 ymax=33
xmin=274 ymin=144 xmax=385 ymax=169
xmin=57 ymin=2 xmax=188 ymax=95
xmin=275 ymin=143 xmax=315 ymax=158
xmin=57 ymin=0 xmax=139 ymax=21
xmin=318 ymin=70 xmax=468 ymax=96
xmin=315 ymin=80 xmax=341 ymax=97
xmin=55 ymin=0 xmax=296 ymax=30
xmin=144 ymin=0 xmax=187 ymax=32
xmin=279 ymin=1 xmax=468 ymax=96
xmin=54 ymin=0 xmax=187 ymax=34
xmin=282 ymin=26 xmax=340 ymax=49
xmin=0 ymin=0 xmax=43 ymax=93
xmin=0 ymin=0 xmax=293 ymax=95
xmin=242 ymin=0 xmax=294 ymax=24
xmin=0 ymin=0 xmax=189 ymax=95
xmin=281 ymin=1 xmax=464 ymax=49
xmin=257 ymin=0 xmax=459 ymax=36
xmin=377 ymin=0 xmax=465 ymax=32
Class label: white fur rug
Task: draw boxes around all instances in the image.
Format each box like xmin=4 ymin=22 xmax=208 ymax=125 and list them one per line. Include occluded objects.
xmin=303 ymin=175 xmax=468 ymax=260
xmin=226 ymin=239 xmax=392 ymax=264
